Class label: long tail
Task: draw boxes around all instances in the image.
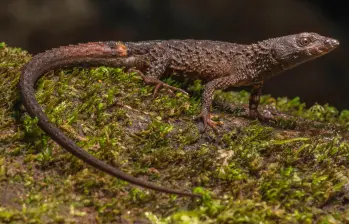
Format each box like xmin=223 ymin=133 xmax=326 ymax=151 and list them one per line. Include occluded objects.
xmin=19 ymin=41 xmax=199 ymax=197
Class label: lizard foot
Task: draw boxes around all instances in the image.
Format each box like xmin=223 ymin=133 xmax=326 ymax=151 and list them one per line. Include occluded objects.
xmin=129 ymin=68 xmax=188 ymax=98
xmin=200 ymin=113 xmax=222 ymax=133
xmin=151 ymin=81 xmax=188 ymax=98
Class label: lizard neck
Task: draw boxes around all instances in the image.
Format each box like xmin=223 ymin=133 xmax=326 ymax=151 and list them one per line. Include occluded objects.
xmin=245 ymin=39 xmax=284 ymax=81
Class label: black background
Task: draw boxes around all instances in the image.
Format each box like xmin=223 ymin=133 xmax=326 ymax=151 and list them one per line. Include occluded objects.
xmin=1 ymin=0 xmax=348 ymax=110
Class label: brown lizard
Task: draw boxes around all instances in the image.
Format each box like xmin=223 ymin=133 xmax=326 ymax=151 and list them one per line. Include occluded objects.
xmin=19 ymin=32 xmax=339 ymax=197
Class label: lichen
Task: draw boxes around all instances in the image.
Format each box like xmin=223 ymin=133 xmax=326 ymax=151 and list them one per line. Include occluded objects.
xmin=1 ymin=43 xmax=349 ymax=223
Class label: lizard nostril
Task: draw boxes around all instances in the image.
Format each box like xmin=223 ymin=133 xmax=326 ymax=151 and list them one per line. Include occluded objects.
xmin=325 ymin=39 xmax=340 ymax=48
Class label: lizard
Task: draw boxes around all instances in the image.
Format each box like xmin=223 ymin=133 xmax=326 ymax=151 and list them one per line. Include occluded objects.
xmin=19 ymin=32 xmax=339 ymax=198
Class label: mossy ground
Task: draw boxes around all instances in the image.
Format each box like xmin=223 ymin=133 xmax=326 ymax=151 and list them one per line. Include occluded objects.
xmin=1 ymin=43 xmax=349 ymax=223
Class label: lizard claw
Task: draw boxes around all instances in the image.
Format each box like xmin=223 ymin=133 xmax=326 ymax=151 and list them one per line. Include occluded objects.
xmin=153 ymin=83 xmax=163 ymax=98
xmin=129 ymin=68 xmax=189 ymax=98
xmin=158 ymin=82 xmax=189 ymax=96
xmin=200 ymin=113 xmax=222 ymax=133
xmin=152 ymin=82 xmax=188 ymax=98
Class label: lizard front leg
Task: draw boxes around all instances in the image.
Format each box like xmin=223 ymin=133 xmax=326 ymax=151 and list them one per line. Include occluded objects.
xmin=248 ymin=82 xmax=263 ymax=119
xmin=248 ymin=82 xmax=275 ymax=122
xmin=200 ymin=75 xmax=244 ymax=131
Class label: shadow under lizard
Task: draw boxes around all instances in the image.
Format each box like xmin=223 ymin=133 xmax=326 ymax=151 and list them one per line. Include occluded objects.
xmin=19 ymin=32 xmax=339 ymax=197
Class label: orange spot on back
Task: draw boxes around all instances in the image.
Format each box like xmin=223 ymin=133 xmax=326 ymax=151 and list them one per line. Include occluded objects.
xmin=115 ymin=42 xmax=128 ymax=56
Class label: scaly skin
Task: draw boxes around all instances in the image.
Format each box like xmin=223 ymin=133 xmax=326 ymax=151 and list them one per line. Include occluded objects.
xmin=19 ymin=33 xmax=339 ymax=197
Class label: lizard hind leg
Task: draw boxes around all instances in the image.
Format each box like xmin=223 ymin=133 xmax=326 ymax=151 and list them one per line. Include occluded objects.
xmin=129 ymin=68 xmax=188 ymax=98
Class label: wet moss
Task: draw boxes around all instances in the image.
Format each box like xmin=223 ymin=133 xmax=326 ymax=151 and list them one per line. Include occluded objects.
xmin=1 ymin=43 xmax=349 ymax=223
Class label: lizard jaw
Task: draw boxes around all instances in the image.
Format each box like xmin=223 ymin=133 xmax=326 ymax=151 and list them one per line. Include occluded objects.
xmin=312 ymin=38 xmax=340 ymax=56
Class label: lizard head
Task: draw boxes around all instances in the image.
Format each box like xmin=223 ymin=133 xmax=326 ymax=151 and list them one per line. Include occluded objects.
xmin=270 ymin=32 xmax=339 ymax=70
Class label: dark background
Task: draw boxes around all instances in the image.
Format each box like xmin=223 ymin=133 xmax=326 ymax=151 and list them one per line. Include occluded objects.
xmin=1 ymin=0 xmax=348 ymax=110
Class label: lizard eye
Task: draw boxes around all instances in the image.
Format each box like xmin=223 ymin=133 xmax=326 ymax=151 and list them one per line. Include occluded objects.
xmin=298 ymin=37 xmax=312 ymax=47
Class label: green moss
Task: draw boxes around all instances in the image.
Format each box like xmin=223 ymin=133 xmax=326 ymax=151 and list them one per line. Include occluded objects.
xmin=1 ymin=43 xmax=349 ymax=223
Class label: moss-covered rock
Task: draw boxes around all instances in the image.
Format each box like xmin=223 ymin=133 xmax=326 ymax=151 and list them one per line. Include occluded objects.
xmin=1 ymin=43 xmax=349 ymax=223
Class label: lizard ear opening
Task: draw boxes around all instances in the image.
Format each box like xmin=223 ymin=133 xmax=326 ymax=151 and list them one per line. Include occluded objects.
xmin=270 ymin=48 xmax=278 ymax=60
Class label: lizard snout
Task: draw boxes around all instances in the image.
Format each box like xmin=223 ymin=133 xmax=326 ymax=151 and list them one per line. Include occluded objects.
xmin=325 ymin=38 xmax=340 ymax=49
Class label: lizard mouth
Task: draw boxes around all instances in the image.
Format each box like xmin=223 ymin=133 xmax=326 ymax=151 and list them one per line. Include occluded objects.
xmin=317 ymin=38 xmax=340 ymax=54
xmin=306 ymin=38 xmax=339 ymax=57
